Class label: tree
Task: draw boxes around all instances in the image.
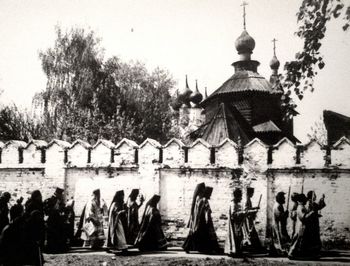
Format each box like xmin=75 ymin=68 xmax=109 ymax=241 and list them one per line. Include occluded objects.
xmin=0 ymin=104 xmax=45 ymax=141
xmin=34 ymin=26 xmax=176 ymax=143
xmin=282 ymin=0 xmax=350 ymax=118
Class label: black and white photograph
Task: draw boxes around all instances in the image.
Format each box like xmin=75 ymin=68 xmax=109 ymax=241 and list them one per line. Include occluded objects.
xmin=0 ymin=0 xmax=349 ymax=265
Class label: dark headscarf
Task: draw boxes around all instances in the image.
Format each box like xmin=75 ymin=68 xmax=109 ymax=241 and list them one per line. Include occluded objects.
xmin=140 ymin=194 xmax=161 ymax=223
xmin=189 ymin=183 xmax=205 ymax=218
xmin=298 ymin=193 xmax=307 ymax=204
xmin=146 ymin=195 xmax=161 ymax=208
xmin=110 ymin=190 xmax=124 ymax=211
xmin=291 ymin=192 xmax=299 ymax=202
xmin=129 ymin=189 xmax=139 ymax=201
xmin=204 ymin=186 xmax=213 ymax=199
xmin=306 ymin=190 xmax=315 ymax=200
xmin=275 ymin=191 xmax=286 ymax=204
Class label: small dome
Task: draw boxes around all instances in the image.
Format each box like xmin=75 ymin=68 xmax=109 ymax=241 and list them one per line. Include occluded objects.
xmin=190 ymin=80 xmax=203 ymax=105
xmin=235 ymin=30 xmax=255 ymax=55
xmin=170 ymin=97 xmax=182 ymax=111
xmin=269 ymin=55 xmax=280 ymax=70
xmin=178 ymin=75 xmax=192 ymax=106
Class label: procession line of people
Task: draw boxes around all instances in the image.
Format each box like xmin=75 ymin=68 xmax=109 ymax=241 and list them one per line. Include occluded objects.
xmin=0 ymin=183 xmax=326 ymax=265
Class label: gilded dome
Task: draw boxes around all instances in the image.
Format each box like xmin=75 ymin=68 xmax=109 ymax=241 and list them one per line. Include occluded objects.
xmin=235 ymin=30 xmax=255 ymax=55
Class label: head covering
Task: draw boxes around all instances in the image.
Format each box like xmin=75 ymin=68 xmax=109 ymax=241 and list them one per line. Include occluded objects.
xmin=1 ymin=191 xmax=11 ymax=201
xmin=275 ymin=191 xmax=285 ymax=203
xmin=31 ymin=190 xmax=42 ymax=202
xmin=247 ymin=187 xmax=255 ymax=195
xmin=298 ymin=193 xmax=307 ymax=204
xmin=147 ymin=194 xmax=161 ymax=208
xmin=306 ymin=190 xmax=314 ymax=200
xmin=129 ymin=189 xmax=139 ymax=201
xmin=110 ymin=190 xmax=124 ymax=210
xmin=291 ymin=192 xmax=299 ymax=202
xmin=233 ymin=188 xmax=242 ymax=199
xmin=189 ymin=183 xmax=205 ymax=218
xmin=204 ymin=186 xmax=213 ymax=199
xmin=92 ymin=189 xmax=100 ymax=197
xmin=54 ymin=187 xmax=64 ymax=196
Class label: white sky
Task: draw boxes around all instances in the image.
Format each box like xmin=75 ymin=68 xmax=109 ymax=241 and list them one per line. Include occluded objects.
xmin=0 ymin=0 xmax=349 ymax=142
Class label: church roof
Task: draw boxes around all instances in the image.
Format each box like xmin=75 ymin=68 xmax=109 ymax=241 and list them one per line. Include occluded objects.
xmin=253 ymin=120 xmax=282 ymax=133
xmin=202 ymin=70 xmax=278 ymax=105
xmin=189 ymin=103 xmax=255 ymax=146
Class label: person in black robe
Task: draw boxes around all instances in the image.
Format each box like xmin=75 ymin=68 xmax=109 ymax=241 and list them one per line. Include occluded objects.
xmin=288 ymin=193 xmax=324 ymax=260
xmin=184 ymin=186 xmax=220 ymax=254
xmin=126 ymin=189 xmax=144 ymax=245
xmin=25 ymin=190 xmax=44 ymax=217
xmin=43 ymin=187 xmax=67 ymax=253
xmin=0 ymin=202 xmax=26 ymax=266
xmin=107 ymin=190 xmax=128 ymax=252
xmin=0 ymin=192 xmax=11 ymax=234
xmin=9 ymin=197 xmax=24 ymax=222
xmin=304 ymin=191 xmax=326 ymax=258
xmin=22 ymin=210 xmax=45 ymax=266
xmin=182 ymin=182 xmax=206 ymax=252
xmin=134 ymin=194 xmax=167 ymax=251
xmin=270 ymin=191 xmax=290 ymax=256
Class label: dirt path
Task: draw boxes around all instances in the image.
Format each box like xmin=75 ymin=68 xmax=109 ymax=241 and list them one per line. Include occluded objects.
xmin=44 ymin=248 xmax=350 ymax=266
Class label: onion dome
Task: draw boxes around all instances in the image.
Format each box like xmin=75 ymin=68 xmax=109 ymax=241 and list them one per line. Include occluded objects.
xmin=190 ymin=80 xmax=203 ymax=106
xmin=178 ymin=75 xmax=192 ymax=107
xmin=235 ymin=30 xmax=255 ymax=57
xmin=269 ymin=55 xmax=280 ymax=70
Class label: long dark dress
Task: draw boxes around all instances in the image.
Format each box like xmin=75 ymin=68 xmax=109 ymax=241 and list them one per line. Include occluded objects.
xmin=0 ymin=210 xmax=44 ymax=266
xmin=126 ymin=200 xmax=141 ymax=245
xmin=0 ymin=216 xmax=26 ymax=266
xmin=288 ymin=203 xmax=318 ymax=259
xmin=107 ymin=202 xmax=128 ymax=250
xmin=0 ymin=196 xmax=10 ymax=234
xmin=224 ymin=201 xmax=246 ymax=256
xmin=183 ymin=197 xmax=220 ymax=253
xmin=44 ymin=195 xmax=67 ymax=253
xmin=134 ymin=195 xmax=167 ymax=251
xmin=271 ymin=202 xmax=290 ymax=256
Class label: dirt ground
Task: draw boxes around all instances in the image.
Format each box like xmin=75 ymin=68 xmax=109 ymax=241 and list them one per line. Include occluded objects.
xmin=43 ymin=248 xmax=350 ymax=266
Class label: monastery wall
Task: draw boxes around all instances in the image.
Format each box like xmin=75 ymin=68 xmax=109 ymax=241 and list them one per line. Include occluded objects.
xmin=0 ymin=137 xmax=349 ymax=248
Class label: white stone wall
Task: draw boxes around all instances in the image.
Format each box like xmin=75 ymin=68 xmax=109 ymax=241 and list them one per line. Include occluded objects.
xmin=271 ymin=139 xmax=297 ymax=168
xmin=215 ymin=140 xmax=239 ymax=168
xmin=1 ymin=145 xmax=20 ymax=167
xmin=301 ymin=141 xmax=326 ymax=168
xmin=0 ymin=137 xmax=349 ymax=247
xmin=187 ymin=141 xmax=211 ymax=167
xmin=23 ymin=144 xmax=43 ymax=167
xmin=114 ymin=142 xmax=136 ymax=166
xmin=162 ymin=141 xmax=185 ymax=167
xmin=138 ymin=142 xmax=160 ymax=165
xmin=68 ymin=144 xmax=89 ymax=167
xmin=91 ymin=143 xmax=112 ymax=166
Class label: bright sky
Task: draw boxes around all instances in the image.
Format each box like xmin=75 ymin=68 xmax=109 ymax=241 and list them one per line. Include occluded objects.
xmin=0 ymin=0 xmax=349 ymax=142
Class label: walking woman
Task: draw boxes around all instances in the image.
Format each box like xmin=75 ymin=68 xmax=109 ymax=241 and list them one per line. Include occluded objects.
xmin=107 ymin=190 xmax=128 ymax=252
xmin=134 ymin=194 xmax=167 ymax=251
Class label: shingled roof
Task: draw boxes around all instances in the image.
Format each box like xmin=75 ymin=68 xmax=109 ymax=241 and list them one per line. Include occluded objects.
xmin=189 ymin=103 xmax=255 ymax=146
xmin=253 ymin=120 xmax=281 ymax=133
xmin=202 ymin=70 xmax=278 ymax=105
